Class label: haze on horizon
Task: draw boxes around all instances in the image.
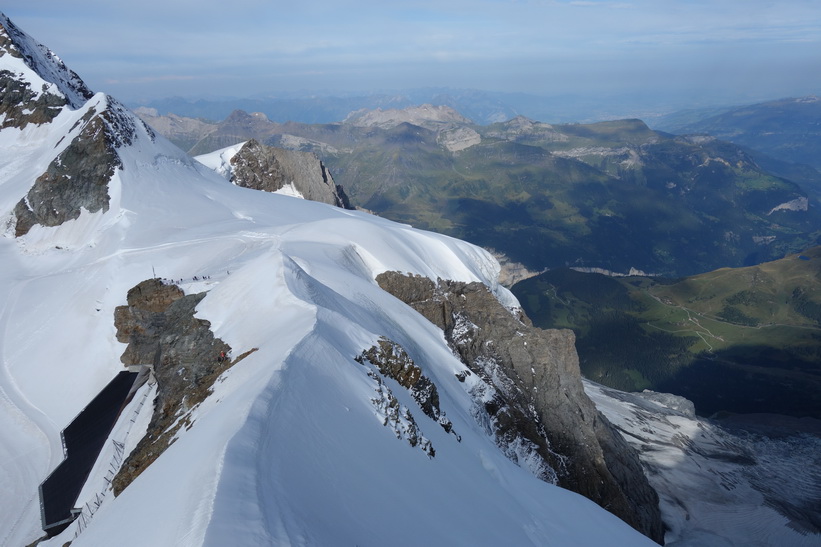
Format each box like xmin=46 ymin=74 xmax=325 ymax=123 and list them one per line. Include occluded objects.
xmin=5 ymin=0 xmax=821 ymax=113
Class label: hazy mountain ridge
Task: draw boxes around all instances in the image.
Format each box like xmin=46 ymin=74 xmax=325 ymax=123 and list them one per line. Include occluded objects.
xmin=344 ymin=103 xmax=473 ymax=130
xmin=132 ymin=106 xmax=216 ymax=153
xmin=132 ymin=87 xmax=770 ymax=128
xmin=131 ymin=90 xmax=517 ymax=127
xmin=654 ymin=96 xmax=821 ymax=171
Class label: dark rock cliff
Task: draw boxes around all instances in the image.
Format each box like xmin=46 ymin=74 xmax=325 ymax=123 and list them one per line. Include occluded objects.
xmin=230 ymin=139 xmax=351 ymax=208
xmin=376 ymin=271 xmax=664 ymax=543
xmin=12 ymin=99 xmax=152 ymax=237
xmin=14 ymin=109 xmax=117 ymax=236
xmin=111 ymin=279 xmax=251 ymax=495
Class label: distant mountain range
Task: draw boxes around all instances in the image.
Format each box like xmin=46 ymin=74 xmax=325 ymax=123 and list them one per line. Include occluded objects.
xmin=654 ymin=96 xmax=821 ymax=169
xmin=139 ymin=105 xmax=821 ymax=278
xmin=653 ymin=96 xmax=821 ymax=201
xmin=131 ymin=88 xmax=736 ymax=127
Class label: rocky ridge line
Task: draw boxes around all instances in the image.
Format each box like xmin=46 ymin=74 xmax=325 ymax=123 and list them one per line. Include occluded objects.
xmin=0 ymin=13 xmax=93 ymax=112
xmin=344 ymin=104 xmax=472 ymax=131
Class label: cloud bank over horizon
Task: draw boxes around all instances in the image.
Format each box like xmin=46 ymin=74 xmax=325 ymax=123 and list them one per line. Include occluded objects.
xmin=4 ymin=1 xmax=820 ymax=108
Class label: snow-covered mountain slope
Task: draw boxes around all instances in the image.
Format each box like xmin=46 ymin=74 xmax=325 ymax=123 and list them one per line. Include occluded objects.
xmin=586 ymin=381 xmax=821 ymax=547
xmin=0 ymin=13 xmax=658 ymax=547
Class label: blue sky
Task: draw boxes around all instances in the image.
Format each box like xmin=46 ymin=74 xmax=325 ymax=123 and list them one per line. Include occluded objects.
xmin=4 ymin=0 xmax=821 ymax=107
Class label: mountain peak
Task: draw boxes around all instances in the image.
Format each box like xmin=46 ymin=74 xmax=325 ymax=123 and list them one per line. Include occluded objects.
xmin=0 ymin=12 xmax=93 ymax=113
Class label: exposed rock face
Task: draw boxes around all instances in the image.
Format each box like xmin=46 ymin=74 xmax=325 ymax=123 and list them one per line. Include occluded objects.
xmin=271 ymin=133 xmax=342 ymax=157
xmin=768 ymin=196 xmax=809 ymax=214
xmin=376 ymin=272 xmax=664 ymax=543
xmin=111 ymin=279 xmax=246 ymax=495
xmin=15 ymin=110 xmax=112 ymax=235
xmin=344 ymin=104 xmax=472 ymax=131
xmin=437 ymin=126 xmax=481 ymax=153
xmin=484 ymin=115 xmax=568 ymax=143
xmin=360 ymin=363 xmax=435 ymax=458
xmin=13 ymin=102 xmax=147 ymax=237
xmin=230 ymin=139 xmax=351 ymax=208
xmin=488 ymin=249 xmax=543 ymax=287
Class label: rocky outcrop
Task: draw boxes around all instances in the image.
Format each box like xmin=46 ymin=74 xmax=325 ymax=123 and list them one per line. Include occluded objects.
xmin=0 ymin=69 xmax=67 ymax=129
xmin=111 ymin=279 xmax=252 ymax=495
xmin=768 ymin=196 xmax=809 ymax=214
xmin=488 ymin=249 xmax=544 ymax=287
xmin=357 ymin=337 xmax=456 ymax=438
xmin=230 ymin=139 xmax=351 ymax=208
xmin=376 ymin=272 xmax=664 ymax=543
xmin=14 ymin=108 xmax=117 ymax=235
xmin=13 ymin=101 xmax=147 ymax=237
xmin=484 ymin=116 xmax=568 ymax=143
xmin=360 ymin=364 xmax=435 ymax=458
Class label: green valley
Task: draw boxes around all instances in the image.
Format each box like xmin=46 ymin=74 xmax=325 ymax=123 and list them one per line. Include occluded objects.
xmin=512 ymin=247 xmax=821 ymax=418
